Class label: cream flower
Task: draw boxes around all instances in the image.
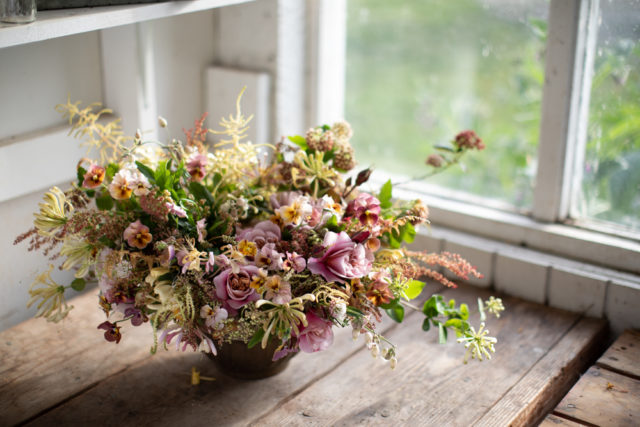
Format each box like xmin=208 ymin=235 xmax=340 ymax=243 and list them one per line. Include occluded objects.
xmin=109 ymin=170 xmax=133 ymax=200
xmin=27 ymin=264 xmax=73 ymax=323
xmin=60 ymin=236 xmax=96 ymax=278
xmin=33 ymin=187 xmax=72 ymax=237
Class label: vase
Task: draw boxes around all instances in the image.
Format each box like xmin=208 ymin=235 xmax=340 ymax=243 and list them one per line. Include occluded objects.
xmin=207 ymin=339 xmax=295 ymax=380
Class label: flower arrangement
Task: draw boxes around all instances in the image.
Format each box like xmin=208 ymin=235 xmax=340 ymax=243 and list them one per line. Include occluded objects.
xmin=16 ymin=91 xmax=503 ymax=368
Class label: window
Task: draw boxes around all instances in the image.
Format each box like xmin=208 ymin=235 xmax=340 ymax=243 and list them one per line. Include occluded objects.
xmin=346 ymin=0 xmax=548 ymax=210
xmin=313 ymin=0 xmax=640 ymax=273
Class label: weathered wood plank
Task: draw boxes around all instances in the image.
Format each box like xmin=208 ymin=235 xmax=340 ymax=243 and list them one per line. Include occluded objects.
xmin=0 ymin=290 xmax=155 ymax=426
xmin=254 ymin=286 xmax=582 ymax=426
xmin=474 ymin=317 xmax=607 ymax=427
xmin=538 ymin=414 xmax=584 ymax=426
xmin=596 ymin=329 xmax=640 ymax=380
xmin=553 ymin=366 xmax=640 ymax=427
xmin=24 ymin=284 xmax=444 ymax=427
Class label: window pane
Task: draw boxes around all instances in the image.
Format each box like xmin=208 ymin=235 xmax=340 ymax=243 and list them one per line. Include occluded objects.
xmin=576 ymin=0 xmax=640 ymax=232
xmin=346 ymin=0 xmax=548 ymax=209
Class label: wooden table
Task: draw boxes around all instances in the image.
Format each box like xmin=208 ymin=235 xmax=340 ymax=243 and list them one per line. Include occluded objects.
xmin=541 ymin=329 xmax=640 ymax=427
xmin=0 ymin=284 xmax=606 ymax=426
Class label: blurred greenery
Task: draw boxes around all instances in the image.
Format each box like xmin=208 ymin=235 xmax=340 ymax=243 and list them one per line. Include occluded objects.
xmin=346 ymin=0 xmax=548 ymax=209
xmin=346 ymin=0 xmax=640 ymax=232
xmin=581 ymin=34 xmax=640 ymax=231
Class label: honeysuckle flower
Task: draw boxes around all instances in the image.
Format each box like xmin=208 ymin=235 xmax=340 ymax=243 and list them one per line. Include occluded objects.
xmin=200 ymin=304 xmax=228 ymax=330
xmin=346 ymin=193 xmax=381 ymax=226
xmin=98 ymin=321 xmax=122 ymax=343
xmin=82 ymin=164 xmax=106 ymax=189
xmin=264 ymin=275 xmax=292 ymax=304
xmin=457 ymin=323 xmax=497 ymax=363
xmin=236 ymin=220 xmax=281 ymax=247
xmin=27 ymin=264 xmax=73 ymax=323
xmin=60 ymin=236 xmax=96 ymax=278
xmin=109 ymin=170 xmax=133 ymax=200
xmin=307 ymin=231 xmax=373 ymax=284
xmin=177 ymin=244 xmax=209 ymax=274
xmin=33 ymin=187 xmax=72 ymax=236
xmin=123 ymin=220 xmax=152 ymax=249
xmin=296 ymin=310 xmax=334 ymax=353
xmin=214 ymin=264 xmax=260 ymax=315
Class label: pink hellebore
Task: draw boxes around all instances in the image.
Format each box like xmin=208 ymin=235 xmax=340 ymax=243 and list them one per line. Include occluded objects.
xmin=214 ymin=264 xmax=260 ymax=315
xmin=307 ymin=231 xmax=373 ymax=284
xmin=297 ymin=311 xmax=334 ymax=353
xmin=346 ymin=193 xmax=381 ymax=226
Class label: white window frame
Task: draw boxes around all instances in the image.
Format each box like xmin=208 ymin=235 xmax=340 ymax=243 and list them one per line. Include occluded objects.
xmin=310 ymin=0 xmax=640 ymax=275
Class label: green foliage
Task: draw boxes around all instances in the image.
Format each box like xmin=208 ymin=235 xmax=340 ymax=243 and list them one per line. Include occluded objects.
xmin=76 ymin=166 xmax=87 ymax=187
xmin=378 ymin=179 xmax=393 ymax=209
xmin=247 ymin=328 xmax=265 ymax=349
xmin=135 ymin=161 xmax=155 ymax=183
xmin=403 ymin=279 xmax=426 ymax=300
xmin=189 ymin=181 xmax=215 ymax=205
xmin=106 ymin=163 xmax=120 ymax=180
xmin=95 ymin=191 xmax=114 ymax=211
xmin=288 ymin=135 xmax=308 ymax=150
xmin=70 ymin=278 xmax=86 ymax=292
xmin=422 ymin=294 xmax=471 ymax=342
xmin=380 ymin=298 xmax=405 ymax=323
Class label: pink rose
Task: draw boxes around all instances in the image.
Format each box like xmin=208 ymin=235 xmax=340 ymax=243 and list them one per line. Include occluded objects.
xmin=236 ymin=220 xmax=281 ymax=248
xmin=297 ymin=311 xmax=334 ymax=353
xmin=214 ymin=265 xmax=260 ymax=315
xmin=307 ymin=231 xmax=373 ymax=284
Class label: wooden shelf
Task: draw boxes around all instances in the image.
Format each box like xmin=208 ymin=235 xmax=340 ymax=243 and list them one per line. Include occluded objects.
xmin=0 ymin=0 xmax=253 ymax=49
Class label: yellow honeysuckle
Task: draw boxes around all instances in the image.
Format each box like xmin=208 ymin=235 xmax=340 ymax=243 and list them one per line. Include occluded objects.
xmin=60 ymin=236 xmax=95 ymax=278
xmin=33 ymin=187 xmax=72 ymax=237
xmin=27 ymin=264 xmax=73 ymax=323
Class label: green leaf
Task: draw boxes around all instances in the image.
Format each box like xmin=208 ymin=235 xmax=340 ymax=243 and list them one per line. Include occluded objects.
xmin=98 ymin=236 xmax=115 ymax=248
xmin=422 ymin=296 xmax=439 ymax=318
xmin=388 ymin=231 xmax=402 ymax=249
xmin=434 ymin=145 xmax=455 ymax=153
xmin=422 ymin=318 xmax=431 ymax=331
xmin=404 ymin=279 xmax=426 ymax=300
xmin=325 ymin=215 xmax=342 ymax=232
xmin=385 ymin=304 xmax=405 ymax=323
xmin=401 ymin=222 xmax=416 ymax=244
xmin=70 ymin=278 xmax=86 ymax=292
xmin=95 ymin=191 xmax=114 ymax=211
xmin=444 ymin=318 xmax=464 ymax=329
xmin=288 ymin=135 xmax=308 ymax=150
xmin=346 ymin=306 xmax=364 ymax=318
xmin=106 ymin=163 xmax=120 ymax=180
xmin=438 ymin=323 xmax=448 ymax=344
xmin=189 ymin=182 xmax=215 ymax=204
xmin=378 ymin=179 xmax=393 ymax=209
xmin=460 ymin=303 xmax=469 ymax=320
xmin=247 ymin=328 xmax=265 ymax=349
xmin=155 ymin=161 xmax=168 ymax=190
xmin=77 ymin=166 xmax=87 ymax=187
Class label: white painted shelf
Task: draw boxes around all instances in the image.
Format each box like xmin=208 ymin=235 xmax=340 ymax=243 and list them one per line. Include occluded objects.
xmin=0 ymin=0 xmax=253 ymax=49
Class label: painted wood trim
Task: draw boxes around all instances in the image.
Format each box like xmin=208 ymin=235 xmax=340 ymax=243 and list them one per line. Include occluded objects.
xmin=0 ymin=0 xmax=255 ymax=49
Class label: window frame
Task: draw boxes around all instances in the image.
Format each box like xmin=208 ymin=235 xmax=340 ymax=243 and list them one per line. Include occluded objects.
xmin=310 ymin=0 xmax=640 ymax=275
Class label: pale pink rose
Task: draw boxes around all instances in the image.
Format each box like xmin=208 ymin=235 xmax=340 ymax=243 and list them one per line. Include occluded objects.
xmin=307 ymin=231 xmax=373 ymax=284
xmin=236 ymin=220 xmax=281 ymax=247
xmin=297 ymin=311 xmax=334 ymax=353
xmin=214 ymin=265 xmax=260 ymax=315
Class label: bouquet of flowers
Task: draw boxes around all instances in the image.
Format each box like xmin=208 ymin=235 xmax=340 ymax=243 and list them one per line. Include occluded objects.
xmin=16 ymin=92 xmax=503 ymax=368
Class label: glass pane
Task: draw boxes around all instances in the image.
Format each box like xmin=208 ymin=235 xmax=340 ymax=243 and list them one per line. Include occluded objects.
xmin=346 ymin=0 xmax=548 ymax=209
xmin=576 ymin=0 xmax=640 ymax=232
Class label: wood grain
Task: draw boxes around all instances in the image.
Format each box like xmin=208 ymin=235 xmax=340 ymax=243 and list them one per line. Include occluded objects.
xmin=0 ymin=290 xmax=155 ymax=426
xmin=538 ymin=414 xmax=584 ymax=426
xmin=553 ymin=366 xmax=640 ymax=427
xmin=596 ymin=329 xmax=640 ymax=380
xmin=474 ymin=317 xmax=607 ymax=427
xmin=254 ymin=286 xmax=582 ymax=427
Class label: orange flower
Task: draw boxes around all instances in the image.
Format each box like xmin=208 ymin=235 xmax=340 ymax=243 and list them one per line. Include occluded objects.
xmin=82 ymin=164 xmax=106 ymax=189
